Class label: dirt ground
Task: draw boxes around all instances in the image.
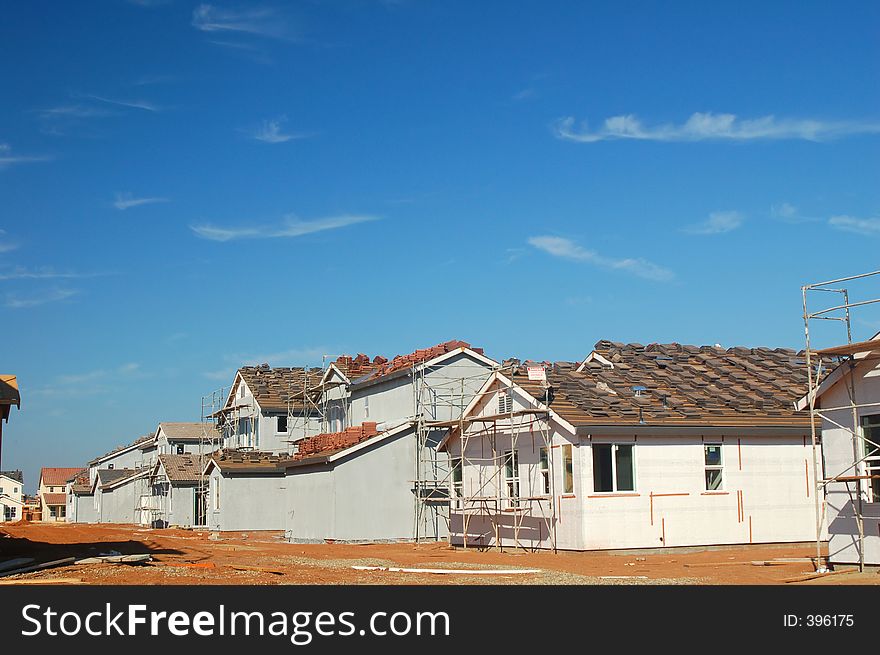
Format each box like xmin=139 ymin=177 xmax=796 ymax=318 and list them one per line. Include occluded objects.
xmin=0 ymin=521 xmax=876 ymax=585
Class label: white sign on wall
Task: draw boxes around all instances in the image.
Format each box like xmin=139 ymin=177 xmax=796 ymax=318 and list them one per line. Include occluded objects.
xmin=527 ymin=366 xmax=546 ymax=381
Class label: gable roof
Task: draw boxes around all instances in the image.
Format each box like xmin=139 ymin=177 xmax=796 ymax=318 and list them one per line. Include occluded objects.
xmin=70 ymin=471 xmax=92 ymax=495
xmin=88 ymin=434 xmax=154 ymax=466
xmin=40 ymin=467 xmax=84 ymax=487
xmin=516 ymin=341 xmax=818 ymax=429
xmin=231 ymin=365 xmax=324 ymax=412
xmin=95 ymin=468 xmax=145 ymax=489
xmin=350 ymin=340 xmax=495 ymax=388
xmin=158 ymin=422 xmax=219 ymax=443
xmin=0 ymin=470 xmax=23 ymax=484
xmin=283 ymin=421 xmax=412 ymax=468
xmin=156 ymin=453 xmax=204 ymax=484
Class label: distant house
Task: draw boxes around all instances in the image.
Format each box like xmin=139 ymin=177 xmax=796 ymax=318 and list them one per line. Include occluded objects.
xmin=93 ymin=468 xmax=149 ymax=524
xmin=143 ymin=454 xmax=205 ymax=528
xmin=39 ymin=467 xmax=83 ymax=522
xmin=797 ymin=335 xmax=880 ymax=565
xmin=0 ymin=470 xmax=24 ymax=522
xmin=440 ymin=341 xmax=823 ymax=551
xmin=155 ymin=422 xmax=217 ymax=456
xmin=85 ymin=434 xmax=155 ymax=487
xmin=66 ymin=470 xmax=96 ymax=524
xmin=0 ymin=374 xmax=20 ymax=470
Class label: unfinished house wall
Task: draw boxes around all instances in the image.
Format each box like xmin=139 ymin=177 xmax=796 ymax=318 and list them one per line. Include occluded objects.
xmin=447 ymin=378 xmax=819 ymax=551
xmin=285 ymin=428 xmax=416 ymax=542
xmin=819 ymin=357 xmax=880 ymax=565
xmin=70 ymin=493 xmax=96 ymax=523
xmin=207 ymin=468 xmax=286 ymax=532
xmin=168 ymin=485 xmax=196 ymax=527
xmin=348 ymin=352 xmax=493 ymax=427
xmin=96 ymin=483 xmax=138 ymax=524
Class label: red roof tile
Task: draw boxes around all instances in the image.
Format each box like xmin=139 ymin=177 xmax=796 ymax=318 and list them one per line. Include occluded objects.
xmin=40 ymin=467 xmax=84 ymax=487
xmin=43 ymin=493 xmax=67 ymax=505
xmin=292 ymin=422 xmax=380 ymax=460
xmin=361 ymin=340 xmax=482 ymax=381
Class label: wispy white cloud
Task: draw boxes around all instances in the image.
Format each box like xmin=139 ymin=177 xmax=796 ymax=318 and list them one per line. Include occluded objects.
xmin=683 ymin=210 xmax=744 ymax=235
xmin=0 ymin=143 xmax=52 ymax=168
xmin=38 ymin=105 xmax=115 ymax=119
xmin=191 ymin=214 xmax=378 ymax=242
xmin=113 ymin=192 xmax=170 ymax=210
xmin=82 ymin=94 xmax=161 ymax=112
xmin=770 ymin=202 xmax=821 ymax=224
xmin=33 ymin=362 xmax=143 ymax=397
xmin=512 ymin=87 xmax=536 ymax=102
xmin=829 ymin=215 xmax=880 ymax=236
xmin=0 ymin=230 xmax=20 ymax=254
xmin=5 ymin=288 xmax=79 ymax=309
xmin=527 ymin=235 xmax=674 ymax=281
xmin=247 ymin=117 xmax=307 ymax=143
xmin=192 ymin=4 xmax=294 ymax=40
xmin=553 ymin=112 xmax=880 ymax=143
xmin=0 ymin=266 xmax=106 ymax=281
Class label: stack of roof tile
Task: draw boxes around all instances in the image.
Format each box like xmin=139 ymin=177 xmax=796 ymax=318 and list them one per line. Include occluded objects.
xmin=359 ymin=340 xmax=482 ymax=381
xmin=293 ymin=422 xmax=380 ymax=460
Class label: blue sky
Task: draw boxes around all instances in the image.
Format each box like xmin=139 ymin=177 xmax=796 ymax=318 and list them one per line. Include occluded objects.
xmin=1 ymin=1 xmax=878 ymax=491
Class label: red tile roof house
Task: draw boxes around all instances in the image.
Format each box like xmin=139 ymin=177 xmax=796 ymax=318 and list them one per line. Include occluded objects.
xmin=439 ymin=341 xmax=826 ymax=552
xmin=39 ymin=467 xmax=83 ymax=522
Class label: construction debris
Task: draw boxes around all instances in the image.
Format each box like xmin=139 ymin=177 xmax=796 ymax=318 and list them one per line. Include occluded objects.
xmin=352 ymin=565 xmax=540 ymax=575
xmin=0 ymin=557 xmax=76 ymax=578
xmin=0 ymin=578 xmax=83 ymax=585
xmin=0 ymin=557 xmax=35 ymax=572
xmin=76 ymin=554 xmax=152 ymax=565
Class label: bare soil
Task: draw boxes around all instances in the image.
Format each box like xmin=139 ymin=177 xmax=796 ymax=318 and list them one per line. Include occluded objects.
xmin=0 ymin=522 xmax=875 ymax=585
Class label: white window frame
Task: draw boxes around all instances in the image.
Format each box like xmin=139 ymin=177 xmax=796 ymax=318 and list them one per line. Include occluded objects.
xmin=591 ymin=442 xmax=636 ymax=493
xmin=503 ymin=449 xmax=519 ymax=507
xmin=498 ymin=388 xmax=513 ymax=414
xmin=704 ymin=443 xmax=724 ymax=491
xmin=860 ymin=415 xmax=880 ymax=502
xmin=561 ymin=444 xmax=574 ymax=494
xmin=539 ymin=447 xmax=551 ymax=495
xmin=450 ymin=457 xmax=463 ymax=506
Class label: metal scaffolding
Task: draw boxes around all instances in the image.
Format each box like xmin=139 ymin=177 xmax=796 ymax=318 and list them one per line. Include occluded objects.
xmin=802 ymin=268 xmax=880 ymax=572
xmin=198 ymin=387 xmax=228 ymax=527
xmin=413 ymin=364 xmax=558 ymax=551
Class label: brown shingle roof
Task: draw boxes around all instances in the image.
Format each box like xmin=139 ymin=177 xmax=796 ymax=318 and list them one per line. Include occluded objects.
xmin=237 ymin=365 xmax=324 ymax=411
xmin=160 ymin=422 xmax=219 ymax=442
xmin=0 ymin=470 xmax=23 ymax=483
xmin=71 ymin=472 xmax=92 ymax=494
xmin=40 ymin=467 xmax=85 ymax=487
xmin=157 ymin=454 xmax=204 ymax=484
xmin=88 ymin=434 xmax=154 ymax=465
xmin=516 ymin=341 xmax=824 ymax=428
xmin=43 ymin=493 xmax=66 ymax=506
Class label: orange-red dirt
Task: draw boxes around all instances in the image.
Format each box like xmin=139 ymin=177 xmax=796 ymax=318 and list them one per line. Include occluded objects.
xmin=0 ymin=522 xmax=875 ymax=585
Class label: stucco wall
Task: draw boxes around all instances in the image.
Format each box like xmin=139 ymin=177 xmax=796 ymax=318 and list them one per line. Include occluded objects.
xmin=447 ymin=380 xmax=820 ymax=551
xmin=819 ymin=358 xmax=880 ymax=565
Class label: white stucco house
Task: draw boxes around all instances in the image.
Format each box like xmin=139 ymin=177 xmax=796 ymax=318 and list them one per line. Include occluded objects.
xmin=440 ymin=341 xmax=824 ymax=551
xmin=797 ymin=335 xmax=880 ymax=565
xmin=0 ymin=470 xmax=24 ymax=522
